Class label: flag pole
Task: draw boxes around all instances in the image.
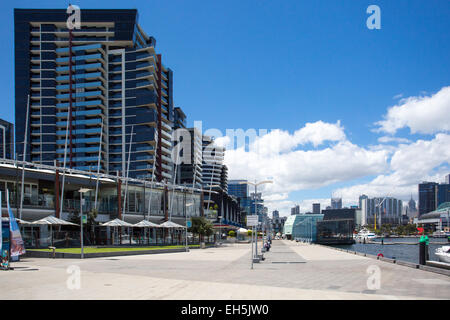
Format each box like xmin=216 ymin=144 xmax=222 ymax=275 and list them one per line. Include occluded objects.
xmin=19 ymin=94 xmax=30 ymax=220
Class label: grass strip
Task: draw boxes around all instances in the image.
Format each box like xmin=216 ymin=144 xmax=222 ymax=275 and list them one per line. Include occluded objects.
xmin=28 ymin=245 xmax=201 ymax=254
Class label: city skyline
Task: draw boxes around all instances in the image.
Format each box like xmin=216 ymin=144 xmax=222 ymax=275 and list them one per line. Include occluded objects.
xmin=1 ymin=1 xmax=449 ymax=217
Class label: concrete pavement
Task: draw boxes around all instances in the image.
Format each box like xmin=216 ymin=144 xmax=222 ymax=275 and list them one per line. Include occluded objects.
xmin=0 ymin=240 xmax=449 ymax=299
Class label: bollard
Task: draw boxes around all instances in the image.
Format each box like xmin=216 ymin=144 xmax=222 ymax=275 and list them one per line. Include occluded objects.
xmin=419 ymin=242 xmax=427 ymax=265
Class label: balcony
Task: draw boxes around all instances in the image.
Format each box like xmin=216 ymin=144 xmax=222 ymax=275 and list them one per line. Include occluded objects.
xmin=56 ymin=72 xmax=104 ymax=82
xmin=56 ymin=81 xmax=103 ymax=90
xmin=135 ymin=164 xmax=153 ymax=170
xmin=56 ymin=43 xmax=102 ymax=53
xmin=56 ymin=109 xmax=102 ymax=117
xmin=135 ymin=155 xmax=154 ymax=161
xmin=56 ymin=128 xmax=101 ymax=135
xmin=56 ymin=118 xmax=102 ymax=127
xmin=56 ymin=99 xmax=104 ymax=109
xmin=56 ymin=90 xmax=102 ymax=100
xmin=56 ymin=53 xmax=103 ymax=64
xmin=56 ymin=62 xmax=103 ymax=73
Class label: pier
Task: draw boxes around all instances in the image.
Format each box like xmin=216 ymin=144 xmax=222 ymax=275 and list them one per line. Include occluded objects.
xmin=0 ymin=240 xmax=449 ymax=299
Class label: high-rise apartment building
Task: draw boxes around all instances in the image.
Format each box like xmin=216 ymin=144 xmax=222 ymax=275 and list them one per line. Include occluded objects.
xmin=201 ymin=135 xmax=225 ymax=190
xmin=358 ymin=195 xmax=404 ymax=226
xmin=15 ymin=9 xmax=173 ymax=180
xmin=220 ymin=165 xmax=228 ymax=193
xmin=178 ymin=127 xmax=203 ymax=189
xmin=0 ymin=119 xmax=14 ymax=159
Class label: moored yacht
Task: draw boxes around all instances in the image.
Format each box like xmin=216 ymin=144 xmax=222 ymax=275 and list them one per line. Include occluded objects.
xmin=435 ymin=246 xmax=450 ymax=264
xmin=356 ymin=228 xmax=377 ymax=241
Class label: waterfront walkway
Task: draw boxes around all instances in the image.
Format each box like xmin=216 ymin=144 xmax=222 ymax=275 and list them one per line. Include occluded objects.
xmin=0 ymin=240 xmax=449 ymax=299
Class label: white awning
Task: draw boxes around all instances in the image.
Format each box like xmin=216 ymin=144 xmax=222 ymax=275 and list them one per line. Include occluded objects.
xmin=31 ymin=215 xmax=78 ymax=226
xmin=159 ymin=220 xmax=186 ymax=228
xmin=133 ymin=220 xmax=162 ymax=228
xmin=101 ymin=218 xmax=134 ymax=227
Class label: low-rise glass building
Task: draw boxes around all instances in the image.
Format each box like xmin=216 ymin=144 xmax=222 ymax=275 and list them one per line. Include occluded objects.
xmin=316 ymin=219 xmax=354 ymax=244
xmin=283 ymin=214 xmax=324 ymax=242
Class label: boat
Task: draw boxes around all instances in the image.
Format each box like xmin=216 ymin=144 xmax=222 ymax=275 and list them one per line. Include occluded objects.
xmin=435 ymin=246 xmax=450 ymax=264
xmin=355 ymin=228 xmax=377 ymax=241
xmin=432 ymin=230 xmax=450 ymax=238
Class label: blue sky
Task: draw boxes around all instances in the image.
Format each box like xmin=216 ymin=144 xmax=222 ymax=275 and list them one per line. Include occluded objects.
xmin=1 ymin=1 xmax=449 ymax=215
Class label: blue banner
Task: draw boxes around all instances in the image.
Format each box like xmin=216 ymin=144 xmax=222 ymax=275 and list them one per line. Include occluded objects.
xmin=7 ymin=191 xmax=25 ymax=257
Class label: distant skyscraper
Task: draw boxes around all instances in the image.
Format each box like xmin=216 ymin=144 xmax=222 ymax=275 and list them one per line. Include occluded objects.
xmin=312 ymin=203 xmax=321 ymax=214
xmin=437 ymin=183 xmax=450 ymax=207
xmin=228 ymin=180 xmax=248 ymax=198
xmin=291 ymin=205 xmax=300 ymax=215
xmin=419 ymin=182 xmax=438 ymax=216
xmin=331 ymin=198 xmax=342 ymax=209
xmin=407 ymin=196 xmax=417 ymax=217
xmin=446 ymin=174 xmax=450 ymax=185
xmin=359 ymin=194 xmax=368 ymax=209
xmin=272 ymin=210 xmax=279 ymax=219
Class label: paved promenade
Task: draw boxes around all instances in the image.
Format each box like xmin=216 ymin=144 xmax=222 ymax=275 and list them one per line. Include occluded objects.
xmin=0 ymin=240 xmax=449 ymax=299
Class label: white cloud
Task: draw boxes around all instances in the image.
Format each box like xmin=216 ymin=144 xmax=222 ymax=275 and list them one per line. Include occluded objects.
xmin=224 ymin=121 xmax=389 ymax=216
xmin=375 ymin=86 xmax=450 ymax=134
xmin=334 ymin=133 xmax=450 ymax=202
xmin=223 ymin=87 xmax=450 ymax=216
xmin=377 ymin=136 xmax=411 ymax=144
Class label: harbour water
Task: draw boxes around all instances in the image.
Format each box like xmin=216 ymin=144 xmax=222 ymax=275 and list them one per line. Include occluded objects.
xmin=330 ymin=237 xmax=449 ymax=264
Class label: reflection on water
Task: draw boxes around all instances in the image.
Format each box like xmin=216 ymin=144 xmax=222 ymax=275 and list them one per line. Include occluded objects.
xmin=330 ymin=237 xmax=449 ymax=264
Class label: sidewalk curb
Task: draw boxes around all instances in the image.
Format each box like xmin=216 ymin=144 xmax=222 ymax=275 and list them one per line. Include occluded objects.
xmin=309 ymin=242 xmax=450 ymax=277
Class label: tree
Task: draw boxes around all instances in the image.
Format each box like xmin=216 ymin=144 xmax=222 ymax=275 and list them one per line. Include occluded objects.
xmin=228 ymin=230 xmax=236 ymax=237
xmin=68 ymin=208 xmax=99 ymax=245
xmin=247 ymin=230 xmax=253 ymax=237
xmin=188 ymin=216 xmax=214 ymax=243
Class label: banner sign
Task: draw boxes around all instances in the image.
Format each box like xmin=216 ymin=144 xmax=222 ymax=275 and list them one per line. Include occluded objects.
xmin=247 ymin=215 xmax=259 ymax=227
xmin=1 ymin=220 xmax=9 ymax=270
xmin=7 ymin=191 xmax=25 ymax=257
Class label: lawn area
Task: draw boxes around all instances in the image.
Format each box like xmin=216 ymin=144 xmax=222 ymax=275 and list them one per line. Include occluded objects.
xmin=27 ymin=245 xmax=200 ymax=254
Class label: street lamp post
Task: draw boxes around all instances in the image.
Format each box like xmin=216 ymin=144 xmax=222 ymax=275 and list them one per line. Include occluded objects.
xmin=79 ymin=188 xmax=91 ymax=259
xmin=240 ymin=180 xmax=272 ymax=263
xmin=218 ymin=215 xmax=222 ymax=244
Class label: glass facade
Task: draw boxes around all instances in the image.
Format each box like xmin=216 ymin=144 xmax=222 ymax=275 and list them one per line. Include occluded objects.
xmin=316 ymin=219 xmax=354 ymax=244
xmin=283 ymin=214 xmax=324 ymax=242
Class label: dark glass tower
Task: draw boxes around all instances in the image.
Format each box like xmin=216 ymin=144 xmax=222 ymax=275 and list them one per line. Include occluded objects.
xmin=418 ymin=182 xmax=438 ymax=216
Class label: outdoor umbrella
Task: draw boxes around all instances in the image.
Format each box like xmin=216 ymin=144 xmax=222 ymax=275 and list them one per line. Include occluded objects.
xmin=101 ymin=219 xmax=134 ymax=245
xmin=133 ymin=220 xmax=162 ymax=245
xmin=101 ymin=218 xmax=134 ymax=227
xmin=160 ymin=221 xmax=186 ymax=245
xmin=31 ymin=215 xmax=79 ymax=246
xmin=159 ymin=220 xmax=186 ymax=228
